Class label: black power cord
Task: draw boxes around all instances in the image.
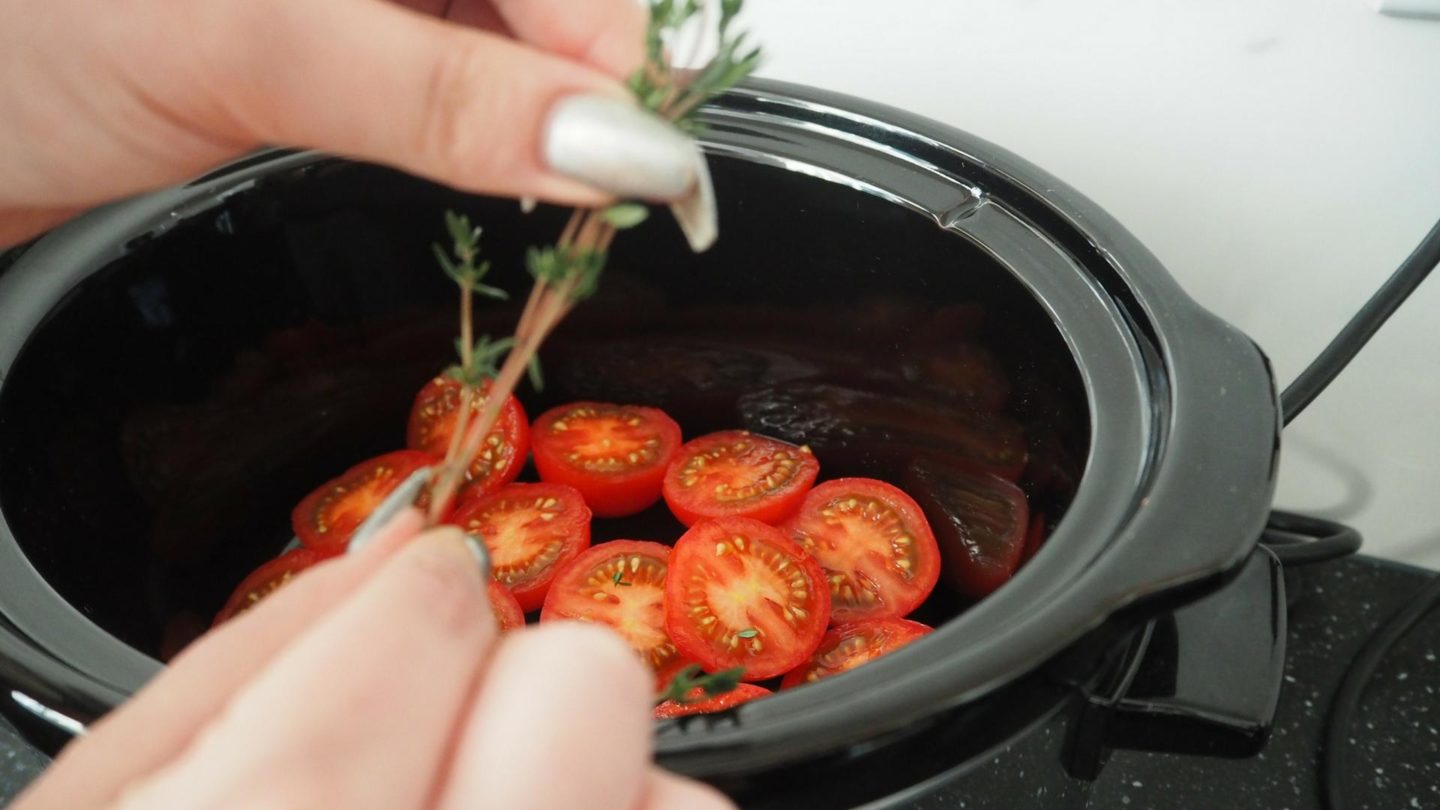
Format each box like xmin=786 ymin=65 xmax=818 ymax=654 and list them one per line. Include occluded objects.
xmin=1256 ymin=217 xmax=1440 ymax=809
xmin=1279 ymin=216 xmax=1440 ymax=426
xmin=1262 ymin=511 xmax=1362 ymax=567
xmin=1260 ymin=217 xmax=1440 ymax=569
xmin=1321 ymin=574 xmax=1440 ymax=810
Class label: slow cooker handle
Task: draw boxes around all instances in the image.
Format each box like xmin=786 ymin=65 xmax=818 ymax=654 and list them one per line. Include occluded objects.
xmin=1064 ymin=547 xmax=1286 ymax=778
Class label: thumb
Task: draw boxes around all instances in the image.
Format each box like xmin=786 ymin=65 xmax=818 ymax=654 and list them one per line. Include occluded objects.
xmin=190 ymin=0 xmax=697 ymax=204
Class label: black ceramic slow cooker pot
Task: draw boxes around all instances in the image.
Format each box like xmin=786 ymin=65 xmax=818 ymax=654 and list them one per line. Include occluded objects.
xmin=0 ymin=80 xmax=1282 ymax=807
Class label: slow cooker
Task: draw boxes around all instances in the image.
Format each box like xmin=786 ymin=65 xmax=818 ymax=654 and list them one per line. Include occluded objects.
xmin=0 ymin=79 xmax=1289 ymax=807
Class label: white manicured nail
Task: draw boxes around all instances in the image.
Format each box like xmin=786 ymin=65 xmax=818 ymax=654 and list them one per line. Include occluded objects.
xmin=346 ymin=468 xmax=433 ymax=554
xmin=543 ymin=95 xmax=698 ymax=201
xmin=464 ymin=534 xmax=492 ymax=579
xmin=669 ymin=150 xmax=717 ymax=252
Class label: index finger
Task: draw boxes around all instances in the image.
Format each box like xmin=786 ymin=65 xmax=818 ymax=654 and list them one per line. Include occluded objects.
xmin=400 ymin=0 xmax=647 ymax=78
xmin=488 ymin=0 xmax=647 ymax=78
xmin=17 ymin=509 xmax=426 ymax=809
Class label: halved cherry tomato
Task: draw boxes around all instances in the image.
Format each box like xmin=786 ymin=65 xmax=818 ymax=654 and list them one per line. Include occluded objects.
xmin=292 ymin=450 xmax=436 ymax=553
xmin=662 ymin=431 xmax=819 ymax=527
xmin=531 ymin=402 xmax=682 ymax=517
xmin=902 ymin=459 xmax=1030 ymax=599
xmin=449 ymin=482 xmax=590 ymax=612
xmin=780 ymin=619 xmax=933 ymax=689
xmin=213 ymin=548 xmax=335 ymax=626
xmin=488 ymin=581 xmax=526 ymax=633
xmin=541 ymin=540 xmax=687 ymax=685
xmin=654 ymin=684 xmax=772 ymax=719
xmin=780 ymin=478 xmax=941 ymax=623
xmin=406 ymin=376 xmax=529 ymax=500
xmin=665 ymin=517 xmax=830 ymax=681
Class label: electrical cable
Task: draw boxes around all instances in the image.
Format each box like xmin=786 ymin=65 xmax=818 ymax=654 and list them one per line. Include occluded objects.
xmin=1261 ymin=511 xmax=1363 ymax=567
xmin=1280 ymin=217 xmax=1440 ymax=426
xmin=1260 ymin=217 xmax=1440 ymax=568
xmin=1256 ymin=218 xmax=1440 ymax=805
xmin=1320 ymin=573 xmax=1440 ymax=810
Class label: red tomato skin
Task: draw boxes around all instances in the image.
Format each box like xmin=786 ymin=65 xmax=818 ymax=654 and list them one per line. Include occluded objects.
xmin=903 ymin=461 xmax=1030 ymax=600
xmin=488 ymin=582 xmax=526 ymax=633
xmin=780 ymin=618 xmax=933 ymax=690
xmin=665 ymin=517 xmax=831 ymax=681
xmin=780 ymin=478 xmax=942 ymax=623
xmin=449 ymin=482 xmax=591 ymax=612
xmin=291 ymin=450 xmax=436 ymax=553
xmin=654 ymin=684 xmax=772 ymax=719
xmin=541 ymin=540 xmax=686 ymax=685
xmin=213 ymin=548 xmax=336 ymax=626
xmin=531 ymin=402 xmax=683 ymax=518
xmin=406 ymin=377 xmax=530 ymax=501
xmin=662 ymin=431 xmax=820 ymax=527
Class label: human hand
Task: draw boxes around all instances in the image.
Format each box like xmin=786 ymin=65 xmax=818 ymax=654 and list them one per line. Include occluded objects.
xmin=12 ymin=509 xmax=733 ymax=809
xmin=0 ymin=0 xmax=701 ymax=247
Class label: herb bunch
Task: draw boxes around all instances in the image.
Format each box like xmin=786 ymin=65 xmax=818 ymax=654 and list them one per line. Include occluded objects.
xmin=425 ymin=0 xmax=762 ymax=525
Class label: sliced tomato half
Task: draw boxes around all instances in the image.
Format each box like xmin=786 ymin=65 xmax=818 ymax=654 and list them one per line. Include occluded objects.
xmin=406 ymin=376 xmax=529 ymax=500
xmin=780 ymin=478 xmax=941 ymax=623
xmin=449 ymin=482 xmax=591 ymax=612
xmin=780 ymin=619 xmax=933 ymax=689
xmin=541 ymin=540 xmax=687 ymax=684
xmin=654 ymin=683 xmax=772 ymax=719
xmin=662 ymin=431 xmax=819 ymax=527
xmin=292 ymin=450 xmax=436 ymax=553
xmin=532 ymin=402 xmax=682 ymax=517
xmin=488 ymin=581 xmax=526 ymax=633
xmin=665 ymin=517 xmax=830 ymax=681
xmin=213 ymin=547 xmax=335 ymax=626
xmin=902 ymin=459 xmax=1030 ymax=599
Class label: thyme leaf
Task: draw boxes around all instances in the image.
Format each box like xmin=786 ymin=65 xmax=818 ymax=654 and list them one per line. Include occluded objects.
xmin=655 ymin=664 xmax=747 ymax=706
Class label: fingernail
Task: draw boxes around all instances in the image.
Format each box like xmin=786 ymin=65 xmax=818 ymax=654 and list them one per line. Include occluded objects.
xmin=542 ymin=95 xmax=698 ymax=201
xmin=347 ymin=467 xmax=433 ymax=554
xmin=464 ymin=533 xmax=492 ymax=579
xmin=669 ymin=150 xmax=717 ymax=252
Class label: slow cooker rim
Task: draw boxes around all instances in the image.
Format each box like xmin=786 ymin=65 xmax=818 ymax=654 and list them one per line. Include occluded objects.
xmin=0 ymin=80 xmax=1277 ymax=772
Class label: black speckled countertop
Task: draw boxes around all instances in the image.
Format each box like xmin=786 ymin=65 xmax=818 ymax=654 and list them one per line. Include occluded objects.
xmin=3 ymin=556 xmax=1437 ymax=808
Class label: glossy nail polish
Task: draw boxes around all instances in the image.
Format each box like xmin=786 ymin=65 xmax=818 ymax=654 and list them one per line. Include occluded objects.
xmin=542 ymin=95 xmax=699 ymax=200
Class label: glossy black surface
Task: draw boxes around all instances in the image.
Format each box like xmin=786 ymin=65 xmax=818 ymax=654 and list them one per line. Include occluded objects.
xmin=0 ymin=79 xmax=1280 ymax=796
xmin=1071 ymin=548 xmax=1287 ymax=779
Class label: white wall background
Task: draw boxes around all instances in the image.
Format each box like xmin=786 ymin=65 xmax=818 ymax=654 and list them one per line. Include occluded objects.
xmin=743 ymin=1 xmax=1440 ymax=567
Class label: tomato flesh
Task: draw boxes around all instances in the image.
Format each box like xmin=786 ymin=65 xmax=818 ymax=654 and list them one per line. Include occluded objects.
xmin=532 ymin=402 xmax=682 ymax=517
xmin=407 ymin=376 xmax=529 ymax=501
xmin=654 ymin=684 xmax=771 ymax=719
xmin=488 ymin=581 xmax=526 ymax=633
xmin=541 ymin=540 xmax=686 ymax=684
xmin=780 ymin=619 xmax=933 ymax=689
xmin=780 ymin=478 xmax=941 ymax=623
xmin=902 ymin=459 xmax=1030 ymax=599
xmin=662 ymin=431 xmax=819 ymax=527
xmin=213 ymin=548 xmax=335 ymax=625
xmin=292 ymin=450 xmax=436 ymax=553
xmin=449 ymin=482 xmax=591 ymax=612
xmin=665 ymin=517 xmax=830 ymax=681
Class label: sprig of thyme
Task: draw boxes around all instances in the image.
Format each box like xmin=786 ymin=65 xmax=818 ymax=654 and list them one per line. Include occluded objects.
xmin=426 ymin=0 xmax=762 ymax=530
xmin=655 ymin=664 xmax=747 ymax=707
